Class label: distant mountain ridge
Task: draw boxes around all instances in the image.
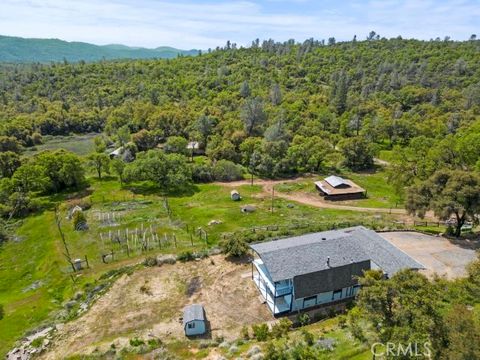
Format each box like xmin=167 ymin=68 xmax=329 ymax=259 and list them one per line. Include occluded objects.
xmin=0 ymin=35 xmax=199 ymax=63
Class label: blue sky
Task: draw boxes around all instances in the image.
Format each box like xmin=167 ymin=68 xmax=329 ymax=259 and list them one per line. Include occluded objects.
xmin=1 ymin=0 xmax=479 ymax=49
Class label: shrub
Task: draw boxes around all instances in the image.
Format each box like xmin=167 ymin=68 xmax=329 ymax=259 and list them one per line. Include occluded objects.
xmin=270 ymin=318 xmax=292 ymax=338
xmin=347 ymin=306 xmax=366 ymax=341
xmin=302 ymin=330 xmax=315 ymax=346
xmin=220 ymin=234 xmax=248 ymax=257
xmin=212 ymin=160 xmax=244 ymax=181
xmin=240 ymin=325 xmax=250 ymax=340
xmin=72 ymin=210 xmax=88 ymax=231
xmin=30 ymin=337 xmax=44 ymax=348
xmin=0 ymin=304 xmax=4 ymax=320
xmin=297 ymin=313 xmax=310 ymax=327
xmin=143 ymin=256 xmax=157 ymax=267
xmin=252 ymin=323 xmax=269 ymax=341
xmin=192 ymin=163 xmax=214 ymax=183
xmin=129 ymin=338 xmax=145 ymax=347
xmin=147 ymin=338 xmax=163 ymax=349
xmin=445 ymin=225 xmax=455 ymax=236
xmin=177 ymin=251 xmax=195 ymax=262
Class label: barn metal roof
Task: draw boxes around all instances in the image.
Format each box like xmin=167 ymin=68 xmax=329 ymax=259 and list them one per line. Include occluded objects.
xmin=324 ymin=175 xmax=348 ymax=188
xmin=183 ymin=304 xmax=205 ymax=327
xmin=250 ymin=226 xmax=424 ymax=282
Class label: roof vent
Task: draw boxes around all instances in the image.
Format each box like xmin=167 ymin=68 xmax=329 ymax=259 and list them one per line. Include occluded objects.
xmin=321 ymin=237 xmax=326 ymax=240
xmin=326 ymin=256 xmax=331 ymax=267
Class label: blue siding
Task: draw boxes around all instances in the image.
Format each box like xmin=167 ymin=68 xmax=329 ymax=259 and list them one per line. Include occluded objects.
xmin=185 ymin=320 xmax=206 ymax=336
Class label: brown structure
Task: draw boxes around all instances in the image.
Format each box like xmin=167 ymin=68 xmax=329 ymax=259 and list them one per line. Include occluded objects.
xmin=314 ymin=175 xmax=365 ymax=201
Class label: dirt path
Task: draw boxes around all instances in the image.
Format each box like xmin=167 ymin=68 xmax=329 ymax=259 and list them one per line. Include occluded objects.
xmin=216 ymin=178 xmax=408 ymax=214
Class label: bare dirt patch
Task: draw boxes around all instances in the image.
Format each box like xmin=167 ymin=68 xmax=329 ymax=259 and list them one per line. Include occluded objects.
xmin=381 ymin=231 xmax=477 ymax=279
xmin=39 ymin=256 xmax=272 ymax=359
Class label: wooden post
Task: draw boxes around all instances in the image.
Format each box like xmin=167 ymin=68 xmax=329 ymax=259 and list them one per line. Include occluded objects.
xmin=190 ymin=233 xmax=194 ymax=246
xmin=274 ymin=283 xmax=277 ymax=314
xmin=271 ymin=185 xmax=274 ymax=213
xmin=84 ymin=255 xmax=90 ymax=269
xmin=173 ymin=234 xmax=177 ymax=248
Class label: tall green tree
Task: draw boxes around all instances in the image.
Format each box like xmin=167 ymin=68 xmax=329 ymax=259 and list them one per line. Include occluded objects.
xmin=123 ymin=150 xmax=192 ymax=194
xmin=241 ymin=97 xmax=267 ymax=136
xmin=0 ymin=152 xmax=21 ymax=178
xmin=406 ymin=170 xmax=480 ymax=237
xmin=339 ymin=136 xmax=374 ymax=170
xmin=87 ymin=153 xmax=110 ymax=179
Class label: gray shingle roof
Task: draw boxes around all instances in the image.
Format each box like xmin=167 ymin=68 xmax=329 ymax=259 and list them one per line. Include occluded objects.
xmin=250 ymin=226 xmax=424 ymax=282
xmin=183 ymin=304 xmax=205 ymax=327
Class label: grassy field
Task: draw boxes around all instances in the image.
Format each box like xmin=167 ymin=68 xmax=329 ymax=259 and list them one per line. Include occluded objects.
xmin=275 ymin=169 xmax=402 ymax=209
xmin=24 ymin=133 xmax=98 ymax=156
xmin=0 ymin=176 xmax=399 ymax=357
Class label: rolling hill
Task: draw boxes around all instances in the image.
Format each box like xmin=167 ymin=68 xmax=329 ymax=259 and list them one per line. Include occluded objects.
xmin=0 ymin=35 xmax=199 ymax=63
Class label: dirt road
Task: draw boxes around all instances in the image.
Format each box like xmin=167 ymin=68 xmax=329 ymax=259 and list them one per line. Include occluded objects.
xmin=216 ymin=178 xmax=408 ymax=214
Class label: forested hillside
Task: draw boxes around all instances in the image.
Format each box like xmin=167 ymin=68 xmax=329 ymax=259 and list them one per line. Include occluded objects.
xmin=1 ymin=36 xmax=480 ymax=359
xmin=1 ymin=37 xmax=480 ymax=216
xmin=0 ymin=35 xmax=199 ymax=63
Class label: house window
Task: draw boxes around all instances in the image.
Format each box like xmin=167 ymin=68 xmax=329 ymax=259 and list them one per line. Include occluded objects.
xmin=346 ymin=286 xmax=356 ymax=297
xmin=188 ymin=322 xmax=195 ymax=329
xmin=303 ymin=295 xmax=317 ymax=308
xmin=332 ymin=289 xmax=342 ymax=300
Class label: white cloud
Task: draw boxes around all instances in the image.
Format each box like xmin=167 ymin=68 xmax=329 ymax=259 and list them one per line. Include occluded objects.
xmin=0 ymin=0 xmax=478 ymax=49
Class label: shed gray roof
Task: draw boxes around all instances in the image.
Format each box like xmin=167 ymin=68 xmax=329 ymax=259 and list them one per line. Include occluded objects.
xmin=183 ymin=304 xmax=205 ymax=327
xmin=250 ymin=226 xmax=424 ymax=282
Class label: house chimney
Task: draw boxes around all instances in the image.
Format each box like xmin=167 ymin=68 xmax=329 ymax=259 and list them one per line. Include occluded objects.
xmin=326 ymin=256 xmax=331 ymax=267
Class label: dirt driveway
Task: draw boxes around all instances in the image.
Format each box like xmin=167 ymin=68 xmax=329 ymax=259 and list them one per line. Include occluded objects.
xmin=40 ymin=256 xmax=271 ymax=359
xmin=381 ymin=231 xmax=478 ymax=279
xmin=217 ymin=178 xmax=414 ymax=216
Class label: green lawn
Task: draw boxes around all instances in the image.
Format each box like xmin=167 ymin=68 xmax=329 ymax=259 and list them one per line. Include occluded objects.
xmin=0 ymin=177 xmax=397 ymax=357
xmin=276 ymin=169 xmax=402 ymax=209
xmin=24 ymin=133 xmax=98 ymax=157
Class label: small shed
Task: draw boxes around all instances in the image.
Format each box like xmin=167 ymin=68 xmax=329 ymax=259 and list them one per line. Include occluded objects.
xmin=108 ymin=147 xmax=123 ymax=159
xmin=230 ymin=190 xmax=241 ymax=201
xmin=183 ymin=304 xmax=206 ymax=336
xmin=186 ymin=141 xmax=204 ymax=155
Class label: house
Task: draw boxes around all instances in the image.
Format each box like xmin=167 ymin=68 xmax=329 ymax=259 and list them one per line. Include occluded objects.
xmin=231 ymin=190 xmax=241 ymax=201
xmin=187 ymin=141 xmax=205 ymax=155
xmin=250 ymin=226 xmax=423 ymax=316
xmin=314 ymin=175 xmax=365 ymax=200
xmin=108 ymin=147 xmax=123 ymax=159
xmin=183 ymin=304 xmax=207 ymax=336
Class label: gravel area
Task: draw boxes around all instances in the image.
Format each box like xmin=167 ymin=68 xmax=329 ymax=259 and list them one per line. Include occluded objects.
xmin=380 ymin=231 xmax=477 ymax=279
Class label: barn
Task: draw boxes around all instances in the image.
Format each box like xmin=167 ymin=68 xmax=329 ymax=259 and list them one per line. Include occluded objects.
xmin=314 ymin=175 xmax=366 ymax=200
xmin=183 ymin=304 xmax=207 ymax=336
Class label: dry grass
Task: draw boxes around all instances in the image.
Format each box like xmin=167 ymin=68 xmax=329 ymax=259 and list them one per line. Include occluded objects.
xmin=39 ymin=255 xmax=272 ymax=359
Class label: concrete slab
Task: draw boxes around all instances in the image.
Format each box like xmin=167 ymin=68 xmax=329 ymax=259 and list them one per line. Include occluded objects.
xmin=380 ymin=231 xmax=477 ymax=279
